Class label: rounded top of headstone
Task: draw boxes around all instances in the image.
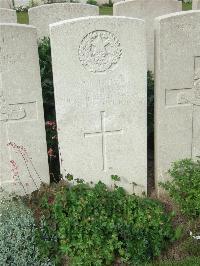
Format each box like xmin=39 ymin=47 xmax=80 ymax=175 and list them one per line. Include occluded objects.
xmin=49 ymin=15 xmax=145 ymax=29
xmin=0 ymin=8 xmax=15 ymax=11
xmin=0 ymin=23 xmax=36 ymax=29
xmin=50 ymin=16 xmax=146 ymax=75
xmin=155 ymin=10 xmax=200 ymax=23
xmin=114 ymin=0 xmax=182 ymax=7
xmin=28 ymin=2 xmax=99 ymax=11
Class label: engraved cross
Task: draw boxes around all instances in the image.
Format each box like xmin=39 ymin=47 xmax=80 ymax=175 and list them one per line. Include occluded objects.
xmin=165 ymin=56 xmax=200 ymax=158
xmin=84 ymin=111 xmax=123 ymax=171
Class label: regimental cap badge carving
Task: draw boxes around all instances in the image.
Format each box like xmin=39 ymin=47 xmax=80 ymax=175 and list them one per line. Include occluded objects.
xmin=78 ymin=30 xmax=122 ymax=73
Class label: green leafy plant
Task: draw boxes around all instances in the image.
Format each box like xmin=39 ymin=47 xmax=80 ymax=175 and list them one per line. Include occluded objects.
xmin=30 ymin=179 xmax=177 ymax=265
xmin=111 ymin=174 xmax=121 ymax=182
xmin=102 ymin=0 xmax=113 ymax=7
xmin=161 ymin=159 xmax=200 ymax=218
xmin=87 ymin=0 xmax=97 ymax=5
xmin=0 ymin=192 xmax=51 ymax=265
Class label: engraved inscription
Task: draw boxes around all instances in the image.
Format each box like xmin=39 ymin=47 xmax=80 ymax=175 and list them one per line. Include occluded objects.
xmin=62 ymin=76 xmax=136 ymax=109
xmin=79 ymin=30 xmax=122 ymax=73
xmin=84 ymin=111 xmax=123 ymax=171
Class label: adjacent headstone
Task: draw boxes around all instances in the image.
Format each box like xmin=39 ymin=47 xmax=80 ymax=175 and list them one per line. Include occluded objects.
xmin=0 ymin=24 xmax=49 ymax=195
xmin=155 ymin=11 xmax=200 ymax=192
xmin=29 ymin=3 xmax=99 ymax=39
xmin=0 ymin=9 xmax=17 ymax=23
xmin=113 ymin=0 xmax=182 ymax=72
xmin=50 ymin=16 xmax=147 ymax=194
xmin=0 ymin=0 xmax=13 ymax=8
xmin=193 ymin=0 xmax=200 ymax=9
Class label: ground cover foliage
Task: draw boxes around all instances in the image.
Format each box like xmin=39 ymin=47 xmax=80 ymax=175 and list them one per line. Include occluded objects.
xmin=1 ymin=162 xmax=199 ymax=266
xmin=161 ymin=159 xmax=200 ymax=218
xmin=0 ymin=193 xmax=51 ymax=266
xmin=28 ymin=178 xmax=177 ymax=266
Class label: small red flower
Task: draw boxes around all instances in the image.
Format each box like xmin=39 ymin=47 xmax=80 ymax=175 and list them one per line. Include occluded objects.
xmin=48 ymin=196 xmax=54 ymax=205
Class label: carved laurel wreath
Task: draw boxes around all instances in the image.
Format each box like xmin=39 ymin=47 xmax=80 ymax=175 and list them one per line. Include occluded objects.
xmin=78 ymin=30 xmax=122 ymax=73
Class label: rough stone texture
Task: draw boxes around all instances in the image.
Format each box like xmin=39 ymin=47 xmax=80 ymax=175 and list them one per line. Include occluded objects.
xmin=28 ymin=3 xmax=99 ymax=39
xmin=0 ymin=9 xmax=17 ymax=23
xmin=0 ymin=24 xmax=49 ymax=195
xmin=0 ymin=0 xmax=13 ymax=8
xmin=155 ymin=11 xmax=200 ymax=192
xmin=113 ymin=0 xmax=182 ymax=72
xmin=50 ymin=16 xmax=147 ymax=195
xmin=112 ymin=0 xmax=124 ymax=3
xmin=193 ymin=0 xmax=200 ymax=9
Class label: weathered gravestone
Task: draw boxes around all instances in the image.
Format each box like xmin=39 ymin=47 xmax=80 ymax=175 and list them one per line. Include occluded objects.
xmin=50 ymin=16 xmax=147 ymax=194
xmin=29 ymin=3 xmax=99 ymax=39
xmin=193 ymin=0 xmax=200 ymax=9
xmin=113 ymin=0 xmax=182 ymax=72
xmin=155 ymin=11 xmax=200 ymax=191
xmin=0 ymin=24 xmax=49 ymax=195
xmin=0 ymin=0 xmax=13 ymax=8
xmin=0 ymin=9 xmax=17 ymax=23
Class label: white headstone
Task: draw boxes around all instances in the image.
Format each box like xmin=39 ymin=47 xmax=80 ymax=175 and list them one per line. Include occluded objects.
xmin=0 ymin=9 xmax=17 ymax=23
xmin=0 ymin=0 xmax=13 ymax=8
xmin=0 ymin=24 xmax=49 ymax=195
xmin=155 ymin=11 xmax=200 ymax=192
xmin=50 ymin=16 xmax=147 ymax=195
xmin=113 ymin=0 xmax=182 ymax=72
xmin=28 ymin=3 xmax=99 ymax=39
xmin=193 ymin=0 xmax=200 ymax=9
